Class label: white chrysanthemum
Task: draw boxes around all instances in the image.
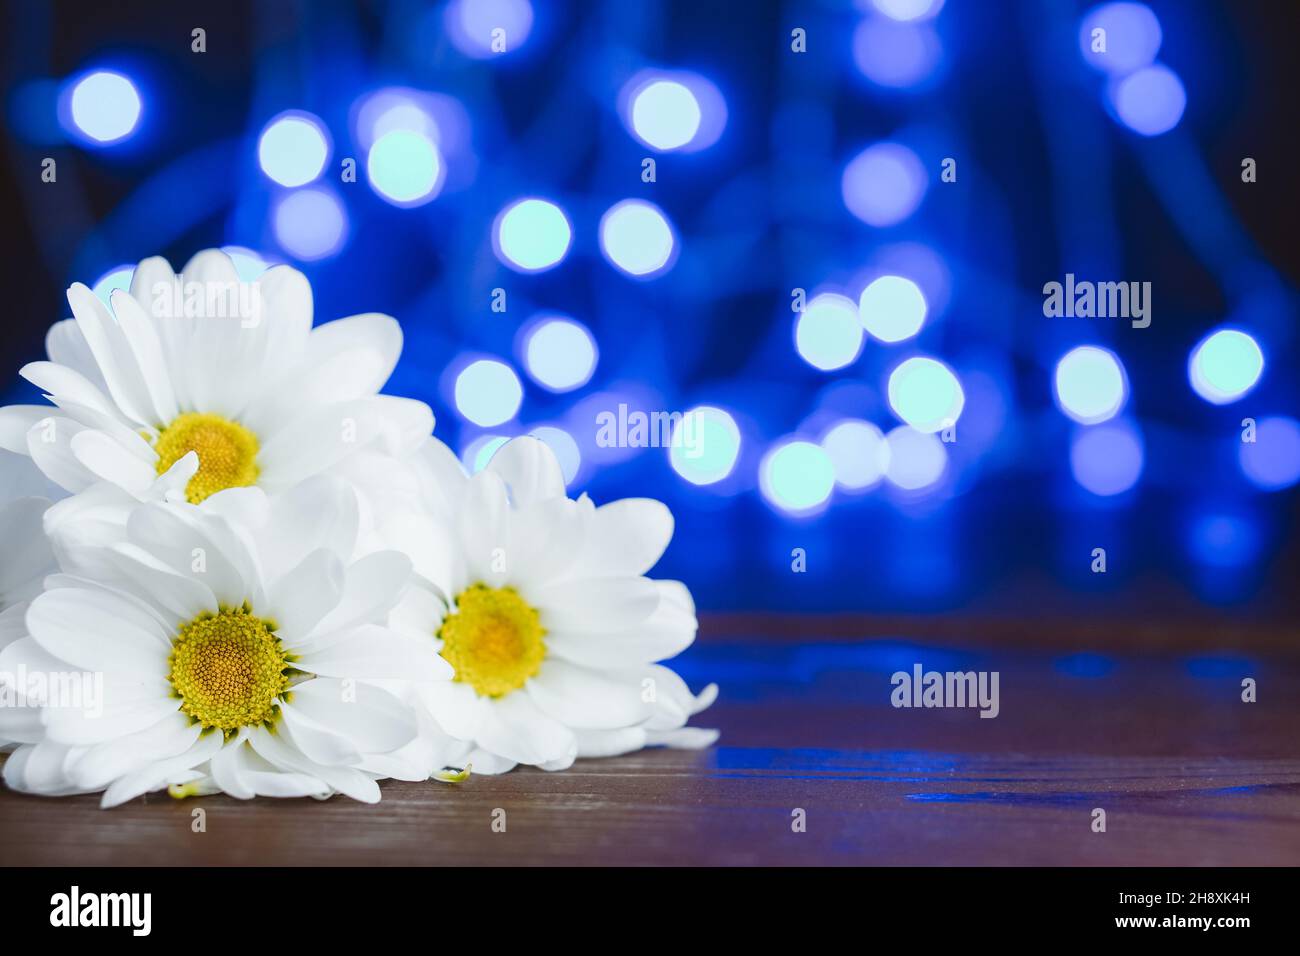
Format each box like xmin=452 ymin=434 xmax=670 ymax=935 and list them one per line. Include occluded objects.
xmin=381 ymin=436 xmax=718 ymax=774
xmin=0 ymin=249 xmax=432 ymax=511
xmin=1 ymin=477 xmax=451 ymax=807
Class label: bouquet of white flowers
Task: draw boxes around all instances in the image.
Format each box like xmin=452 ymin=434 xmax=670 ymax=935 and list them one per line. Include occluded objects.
xmin=0 ymin=249 xmax=716 ymax=807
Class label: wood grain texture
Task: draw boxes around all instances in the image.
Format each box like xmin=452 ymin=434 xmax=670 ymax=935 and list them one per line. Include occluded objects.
xmin=3 ymin=623 xmax=1298 ymax=866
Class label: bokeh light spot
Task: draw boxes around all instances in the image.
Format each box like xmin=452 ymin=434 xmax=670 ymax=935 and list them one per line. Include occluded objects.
xmin=1070 ymin=421 xmax=1144 ymax=496
xmin=524 ymin=317 xmax=598 ymax=392
xmin=1239 ymin=416 xmax=1300 ymax=491
xmin=1110 ymin=63 xmax=1186 ymax=136
xmin=366 ymin=130 xmax=443 ymax=206
xmin=599 ymin=200 xmax=676 ymax=278
xmin=1079 ymin=2 xmax=1162 ymax=74
xmin=1054 ymin=346 xmax=1128 ymax=425
xmin=842 ymin=142 xmax=927 ymax=227
xmin=630 ymin=80 xmax=701 ymax=151
xmin=821 ymin=420 xmax=891 ymax=490
xmin=669 ymin=406 xmax=740 ymax=486
xmin=760 ymin=440 xmax=836 ymax=514
xmin=858 ymin=275 xmax=928 ymax=343
xmin=446 ymin=0 xmax=534 ymax=58
xmin=869 ymin=0 xmax=946 ymax=22
xmin=852 ymin=16 xmax=942 ymax=89
xmin=258 ymin=112 xmax=329 ymax=187
xmin=795 ymin=294 xmax=864 ymax=371
xmin=887 ymin=357 xmax=965 ymax=433
xmin=1189 ymin=328 xmax=1264 ymax=404
xmin=494 ymin=198 xmax=573 ymax=273
xmin=68 ymin=71 xmax=141 ymax=144
xmin=272 ymin=188 xmax=348 ymax=261
xmin=884 ymin=425 xmax=947 ymax=491
xmin=455 ymin=360 xmax=523 ymax=427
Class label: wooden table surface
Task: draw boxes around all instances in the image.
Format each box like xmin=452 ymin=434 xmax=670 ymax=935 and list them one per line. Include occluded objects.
xmin=3 ymin=616 xmax=1298 ymax=866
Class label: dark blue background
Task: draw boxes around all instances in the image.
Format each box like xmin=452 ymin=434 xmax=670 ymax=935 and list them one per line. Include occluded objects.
xmin=1 ymin=0 xmax=1296 ymax=617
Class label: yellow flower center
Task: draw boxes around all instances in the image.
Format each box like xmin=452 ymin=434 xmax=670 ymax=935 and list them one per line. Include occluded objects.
xmin=438 ymin=584 xmax=546 ymax=698
xmin=168 ymin=605 xmax=292 ymax=736
xmin=154 ymin=412 xmax=260 ymax=504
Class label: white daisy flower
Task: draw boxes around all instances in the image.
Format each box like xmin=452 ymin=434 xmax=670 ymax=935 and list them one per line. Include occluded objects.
xmin=1 ymin=477 xmax=452 ymax=807
xmin=381 ymin=436 xmax=718 ymax=774
xmin=0 ymin=249 xmax=432 ymax=512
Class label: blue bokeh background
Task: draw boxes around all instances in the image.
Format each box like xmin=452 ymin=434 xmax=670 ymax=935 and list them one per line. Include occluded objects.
xmin=2 ymin=0 xmax=1297 ymax=616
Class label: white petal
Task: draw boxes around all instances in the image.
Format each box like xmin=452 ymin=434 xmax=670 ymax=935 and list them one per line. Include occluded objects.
xmin=242 ymin=312 xmax=398 ymax=437
xmin=644 ymin=726 xmax=719 ymax=750
xmin=179 ymin=248 xmax=241 ymax=288
xmin=267 ymin=548 xmax=345 ymax=641
xmin=505 ymin=496 xmax=587 ymax=591
xmin=100 ymin=730 xmax=223 ymax=808
xmin=412 ymin=437 xmax=468 ymax=521
xmin=198 ymin=485 xmax=271 ymax=528
xmin=20 ymin=360 xmax=120 ymax=421
xmin=66 ymin=282 xmax=157 ymax=426
xmin=388 ymin=578 xmax=446 ymax=643
xmin=473 ymin=692 xmax=577 ymax=768
xmin=209 ymin=736 xmax=256 ymax=799
xmin=109 ymin=289 xmax=180 ymax=423
xmin=306 ymin=550 xmax=411 ymax=639
xmin=455 ymin=746 xmax=517 ymax=775
xmin=375 ymin=512 xmax=460 ymax=600
xmin=0 ymin=448 xmax=60 ymax=499
xmin=415 ymin=680 xmax=484 ymax=742
xmin=256 ymin=397 xmax=433 ymax=489
xmin=296 ymin=625 xmax=451 ymax=682
xmin=527 ymin=659 xmax=653 ymax=729
xmin=69 ymin=712 xmax=200 ymax=789
xmin=0 ymin=405 xmax=49 ymax=455
xmin=26 ymin=586 xmax=170 ymax=676
xmin=255 ymin=476 xmax=359 ymax=582
xmin=212 ymin=737 xmax=332 ymax=799
xmin=44 ymin=690 xmax=181 ymax=748
xmin=457 ymin=470 xmax=510 ymax=586
xmin=70 ymin=429 xmax=156 ymax=493
xmin=538 ymin=750 xmax=577 ymax=772
xmin=530 ymin=575 xmax=661 ymax=633
xmin=247 ymin=726 xmax=381 ymax=803
xmin=568 ymin=498 xmax=674 ymax=579
xmin=253 ymin=264 xmax=313 ymax=349
xmin=641 ymin=665 xmax=718 ymax=729
xmin=127 ymin=254 xmax=177 ymax=306
xmin=237 ymin=263 xmax=313 ymax=392
xmin=3 ymin=741 xmax=91 ymax=795
xmin=547 ymin=579 xmax=697 ymax=667
xmin=573 ymin=726 xmax=649 ymax=759
xmin=0 ymin=498 xmax=53 ymax=605
xmin=279 ymin=700 xmax=362 ymax=766
xmin=103 ymin=544 xmax=218 ymax=625
xmin=25 ymin=415 xmax=95 ymax=492
xmin=486 ymin=435 xmax=566 ymax=508
xmin=286 ymin=678 xmax=417 ymax=755
xmin=126 ymin=504 xmax=256 ymax=609
xmin=44 ymin=482 xmax=142 ymax=577
xmin=0 ymin=696 xmax=43 ymax=744
xmin=46 ymin=318 xmax=109 ymax=391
